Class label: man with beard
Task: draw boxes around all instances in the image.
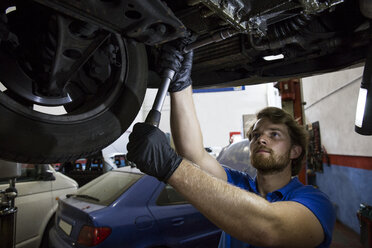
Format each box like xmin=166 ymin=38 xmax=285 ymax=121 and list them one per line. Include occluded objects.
xmin=127 ymin=41 xmax=335 ymax=248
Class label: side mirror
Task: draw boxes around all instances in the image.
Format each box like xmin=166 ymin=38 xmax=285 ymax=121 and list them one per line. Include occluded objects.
xmin=43 ymin=169 xmax=56 ymax=181
xmin=35 ymin=164 xmax=56 ymax=181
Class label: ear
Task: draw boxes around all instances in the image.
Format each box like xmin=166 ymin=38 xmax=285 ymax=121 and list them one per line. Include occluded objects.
xmin=290 ymin=145 xmax=302 ymax=159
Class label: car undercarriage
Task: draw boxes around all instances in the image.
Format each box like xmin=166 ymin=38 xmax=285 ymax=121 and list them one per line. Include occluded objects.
xmin=0 ymin=0 xmax=370 ymax=163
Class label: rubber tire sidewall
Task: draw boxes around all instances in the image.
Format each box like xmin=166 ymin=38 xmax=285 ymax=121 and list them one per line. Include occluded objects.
xmin=0 ymin=39 xmax=147 ymax=163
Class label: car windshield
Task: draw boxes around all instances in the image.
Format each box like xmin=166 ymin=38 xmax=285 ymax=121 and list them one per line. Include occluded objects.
xmin=74 ymin=171 xmax=143 ymax=206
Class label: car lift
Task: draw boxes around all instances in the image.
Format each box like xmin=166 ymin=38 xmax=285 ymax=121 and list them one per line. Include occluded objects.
xmin=0 ymin=161 xmax=21 ymax=248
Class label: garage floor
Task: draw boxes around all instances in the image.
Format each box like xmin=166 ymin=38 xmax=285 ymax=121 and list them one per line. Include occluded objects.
xmin=331 ymin=220 xmax=364 ymax=248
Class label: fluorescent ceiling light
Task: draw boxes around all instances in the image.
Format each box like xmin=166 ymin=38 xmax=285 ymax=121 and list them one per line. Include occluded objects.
xmin=263 ymin=54 xmax=284 ymax=61
xmin=355 ymin=88 xmax=367 ymax=128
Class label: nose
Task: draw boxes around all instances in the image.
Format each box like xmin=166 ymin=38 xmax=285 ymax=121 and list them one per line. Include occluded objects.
xmin=257 ymin=134 xmax=268 ymax=145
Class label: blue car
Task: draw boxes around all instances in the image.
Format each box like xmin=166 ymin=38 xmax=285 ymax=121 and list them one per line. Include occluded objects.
xmin=49 ymin=166 xmax=221 ymax=248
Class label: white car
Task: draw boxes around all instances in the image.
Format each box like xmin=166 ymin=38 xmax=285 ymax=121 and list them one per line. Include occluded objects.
xmin=0 ymin=162 xmax=78 ymax=248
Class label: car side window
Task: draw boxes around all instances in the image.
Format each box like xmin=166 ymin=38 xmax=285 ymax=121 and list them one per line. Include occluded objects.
xmin=0 ymin=164 xmax=43 ymax=184
xmin=17 ymin=164 xmax=45 ymax=182
xmin=156 ymin=184 xmax=188 ymax=206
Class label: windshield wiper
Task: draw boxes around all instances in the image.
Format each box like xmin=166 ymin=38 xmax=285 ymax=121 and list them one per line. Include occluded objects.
xmin=66 ymin=194 xmax=100 ymax=202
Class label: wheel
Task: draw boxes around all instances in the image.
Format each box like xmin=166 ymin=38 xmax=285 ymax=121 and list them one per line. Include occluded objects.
xmin=0 ymin=2 xmax=147 ymax=163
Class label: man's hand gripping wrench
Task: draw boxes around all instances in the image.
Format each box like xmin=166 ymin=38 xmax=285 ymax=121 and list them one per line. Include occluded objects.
xmin=144 ymin=29 xmax=239 ymax=127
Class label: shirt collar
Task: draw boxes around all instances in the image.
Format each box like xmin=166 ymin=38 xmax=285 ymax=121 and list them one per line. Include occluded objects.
xmin=277 ymin=177 xmax=302 ymax=195
xmin=251 ymin=176 xmax=302 ymax=201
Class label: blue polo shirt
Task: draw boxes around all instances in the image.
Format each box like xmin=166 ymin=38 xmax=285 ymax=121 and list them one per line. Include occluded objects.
xmin=219 ymin=167 xmax=335 ymax=248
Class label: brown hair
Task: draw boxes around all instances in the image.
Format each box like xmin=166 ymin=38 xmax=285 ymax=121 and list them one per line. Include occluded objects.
xmin=247 ymin=107 xmax=308 ymax=176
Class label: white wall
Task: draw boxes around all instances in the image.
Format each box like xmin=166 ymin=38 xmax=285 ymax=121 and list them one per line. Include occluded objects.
xmin=103 ymin=83 xmax=280 ymax=155
xmin=302 ymin=66 xmax=372 ymax=156
xmin=139 ymin=83 xmax=279 ymax=148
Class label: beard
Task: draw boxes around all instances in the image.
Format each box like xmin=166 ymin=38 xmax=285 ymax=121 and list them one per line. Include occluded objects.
xmin=250 ymin=147 xmax=291 ymax=175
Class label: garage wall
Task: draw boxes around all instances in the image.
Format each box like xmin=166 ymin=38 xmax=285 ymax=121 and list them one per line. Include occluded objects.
xmin=104 ymin=84 xmax=276 ymax=156
xmin=302 ymin=66 xmax=372 ymax=234
xmin=140 ymin=83 xmax=279 ymax=149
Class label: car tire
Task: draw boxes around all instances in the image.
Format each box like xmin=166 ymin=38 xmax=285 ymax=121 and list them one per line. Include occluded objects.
xmin=0 ymin=34 xmax=147 ymax=163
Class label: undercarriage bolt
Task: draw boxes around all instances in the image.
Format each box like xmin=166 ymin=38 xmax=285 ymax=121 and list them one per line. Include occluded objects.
xmin=156 ymin=24 xmax=167 ymax=35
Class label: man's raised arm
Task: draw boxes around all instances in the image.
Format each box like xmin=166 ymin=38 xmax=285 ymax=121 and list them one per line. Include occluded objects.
xmin=159 ymin=40 xmax=226 ymax=180
xmin=170 ymin=87 xmax=226 ymax=180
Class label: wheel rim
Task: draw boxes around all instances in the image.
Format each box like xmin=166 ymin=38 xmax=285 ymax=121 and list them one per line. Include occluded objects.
xmin=0 ymin=6 xmax=129 ymax=123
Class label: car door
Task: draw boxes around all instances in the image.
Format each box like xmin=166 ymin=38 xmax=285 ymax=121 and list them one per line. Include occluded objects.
xmin=0 ymin=164 xmax=54 ymax=247
xmin=147 ymin=184 xmax=220 ymax=248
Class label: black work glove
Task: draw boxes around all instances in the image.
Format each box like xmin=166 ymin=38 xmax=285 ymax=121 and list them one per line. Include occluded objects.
xmin=126 ymin=123 xmax=183 ymax=182
xmin=160 ymin=38 xmax=194 ymax=92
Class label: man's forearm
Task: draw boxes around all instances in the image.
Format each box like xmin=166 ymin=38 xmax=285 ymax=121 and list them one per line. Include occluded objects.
xmin=170 ymin=88 xmax=227 ymax=180
xmin=170 ymin=86 xmax=205 ymax=161
xmin=167 ymin=159 xmax=278 ymax=246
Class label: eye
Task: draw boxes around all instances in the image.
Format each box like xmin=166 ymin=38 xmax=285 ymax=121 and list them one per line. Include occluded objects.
xmin=270 ymin=131 xmax=280 ymax=138
xmin=251 ymin=132 xmax=260 ymax=140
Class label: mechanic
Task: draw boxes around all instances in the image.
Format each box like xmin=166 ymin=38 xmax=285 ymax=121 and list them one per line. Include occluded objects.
xmin=127 ymin=40 xmax=336 ymax=248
